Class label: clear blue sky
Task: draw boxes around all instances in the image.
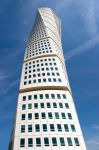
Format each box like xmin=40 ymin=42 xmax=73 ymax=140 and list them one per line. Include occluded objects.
xmin=0 ymin=0 xmax=99 ymax=150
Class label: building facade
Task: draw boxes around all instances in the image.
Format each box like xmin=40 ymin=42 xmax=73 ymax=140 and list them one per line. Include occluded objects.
xmin=9 ymin=7 xmax=87 ymax=150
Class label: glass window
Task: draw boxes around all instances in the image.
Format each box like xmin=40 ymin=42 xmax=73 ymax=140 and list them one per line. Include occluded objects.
xmin=59 ymin=103 xmax=63 ymax=108
xmin=43 ymin=79 xmax=46 ymax=82
xmin=55 ymin=112 xmax=59 ymax=119
xmin=68 ymin=113 xmax=72 ymax=119
xmin=48 ymin=112 xmax=53 ymax=119
xmin=20 ymin=138 xmax=25 ymax=147
xmin=28 ymin=125 xmax=32 ymax=132
xmin=60 ymin=137 xmax=65 ymax=146
xmin=38 ymin=79 xmax=41 ymax=83
xmin=23 ymin=96 xmax=26 ymax=101
xmin=57 ymin=124 xmax=62 ymax=131
xmin=52 ymin=72 xmax=55 ymax=76
xmin=65 ymin=103 xmax=69 ymax=109
xmin=62 ymin=94 xmax=66 ymax=99
xmin=57 ymin=94 xmax=61 ymax=99
xmin=28 ymin=95 xmax=32 ymax=100
xmin=21 ymin=125 xmax=25 ymax=133
xmin=28 ymin=113 xmax=32 ymax=120
xmin=35 ymin=113 xmax=39 ymax=119
xmin=28 ymin=103 xmax=32 ymax=109
xmin=45 ymin=94 xmax=49 ymax=99
xmin=48 ymin=78 xmax=51 ymax=82
xmin=61 ymin=113 xmax=66 ymax=119
xmin=40 ymin=94 xmax=43 ymax=99
xmin=47 ymin=103 xmax=51 ymax=108
xmin=35 ymin=124 xmax=40 ymax=132
xmin=44 ymin=138 xmax=49 ymax=146
xmin=52 ymin=137 xmax=57 ymax=146
xmin=34 ymin=94 xmax=37 ymax=99
xmin=50 ymin=124 xmax=55 ymax=131
xmin=21 ymin=114 xmax=25 ymax=120
xmin=28 ymin=138 xmax=33 ymax=147
xmin=34 ymin=103 xmax=38 ymax=109
xmin=71 ymin=124 xmax=76 ymax=132
xmin=53 ymin=78 xmax=56 ymax=82
xmin=74 ymin=138 xmax=80 ymax=146
xmin=64 ymin=124 xmax=69 ymax=131
xmin=53 ymin=103 xmax=57 ymax=108
xmin=22 ymin=104 xmax=26 ymax=110
xmin=36 ymin=138 xmax=41 ymax=147
xmin=51 ymin=94 xmax=55 ymax=99
xmin=43 ymin=124 xmax=47 ymax=131
xmin=67 ymin=137 xmax=73 ymax=146
xmin=40 ymin=103 xmax=44 ymax=108
xmin=58 ymin=78 xmax=61 ymax=82
xmin=24 ymin=81 xmax=27 ymax=85
xmin=42 ymin=112 xmax=46 ymax=119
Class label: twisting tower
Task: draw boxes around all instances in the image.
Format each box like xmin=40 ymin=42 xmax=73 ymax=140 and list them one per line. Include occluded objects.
xmin=9 ymin=8 xmax=87 ymax=150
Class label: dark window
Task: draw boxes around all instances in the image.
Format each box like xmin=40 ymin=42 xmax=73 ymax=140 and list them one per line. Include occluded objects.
xmin=28 ymin=113 xmax=32 ymax=120
xmin=47 ymin=103 xmax=51 ymax=108
xmin=36 ymin=138 xmax=41 ymax=147
xmin=40 ymin=103 xmax=44 ymax=108
xmin=64 ymin=124 xmax=69 ymax=131
xmin=58 ymin=78 xmax=61 ymax=82
xmin=28 ymin=125 xmax=32 ymax=132
xmin=20 ymin=138 xmax=25 ymax=147
xmin=53 ymin=78 xmax=56 ymax=82
xmin=67 ymin=137 xmax=73 ymax=146
xmin=34 ymin=95 xmax=37 ymax=99
xmin=21 ymin=114 xmax=25 ymax=120
xmin=35 ymin=113 xmax=39 ymax=119
xmin=48 ymin=112 xmax=53 ymax=119
xmin=38 ymin=79 xmax=41 ymax=83
xmin=61 ymin=113 xmax=66 ymax=119
xmin=28 ymin=138 xmax=33 ymax=147
xmin=35 ymin=124 xmax=40 ymax=132
xmin=23 ymin=96 xmax=26 ymax=101
xmin=45 ymin=94 xmax=49 ymax=99
xmin=28 ymin=103 xmax=32 ymax=109
xmin=22 ymin=104 xmax=26 ymax=110
xmin=68 ymin=113 xmax=72 ymax=119
xmin=48 ymin=78 xmax=51 ymax=82
xmin=59 ymin=103 xmax=63 ymax=108
xmin=50 ymin=124 xmax=55 ymax=131
xmin=42 ymin=112 xmax=46 ymax=119
xmin=28 ymin=95 xmax=32 ymax=100
xmin=62 ymin=94 xmax=66 ymax=99
xmin=43 ymin=124 xmax=47 ymax=131
xmin=24 ymin=81 xmax=27 ymax=85
xmin=21 ymin=125 xmax=25 ymax=133
xmin=53 ymin=103 xmax=57 ymax=108
xmin=34 ymin=103 xmax=38 ymax=109
xmin=43 ymin=79 xmax=46 ymax=82
xmin=74 ymin=138 xmax=80 ymax=146
xmin=65 ymin=103 xmax=69 ymax=109
xmin=44 ymin=138 xmax=49 ymax=146
xmin=52 ymin=137 xmax=57 ymax=146
xmin=71 ymin=124 xmax=76 ymax=132
xmin=57 ymin=124 xmax=62 ymax=131
xmin=40 ymin=94 xmax=43 ymax=99
xmin=55 ymin=112 xmax=59 ymax=119
xmin=51 ymin=94 xmax=55 ymax=99
xmin=60 ymin=137 xmax=65 ymax=146
xmin=57 ymin=94 xmax=61 ymax=99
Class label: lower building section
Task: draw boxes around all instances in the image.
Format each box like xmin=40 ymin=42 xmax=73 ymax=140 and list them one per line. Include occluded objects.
xmin=9 ymin=90 xmax=86 ymax=150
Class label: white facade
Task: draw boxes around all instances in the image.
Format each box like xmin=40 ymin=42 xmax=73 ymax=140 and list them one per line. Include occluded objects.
xmin=9 ymin=7 xmax=87 ymax=150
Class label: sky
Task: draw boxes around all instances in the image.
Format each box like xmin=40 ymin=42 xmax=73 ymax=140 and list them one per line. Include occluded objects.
xmin=0 ymin=0 xmax=99 ymax=149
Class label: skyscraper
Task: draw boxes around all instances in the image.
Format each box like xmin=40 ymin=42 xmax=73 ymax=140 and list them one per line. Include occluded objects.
xmin=9 ymin=7 xmax=87 ymax=150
